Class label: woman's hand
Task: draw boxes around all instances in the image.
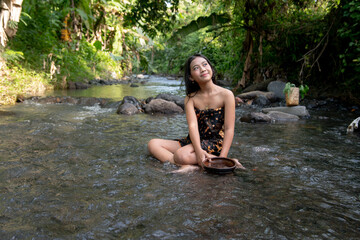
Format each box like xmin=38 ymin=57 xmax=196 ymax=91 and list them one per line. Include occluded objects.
xmin=196 ymin=150 xmax=213 ymax=168
xmin=196 ymin=150 xmax=206 ymax=168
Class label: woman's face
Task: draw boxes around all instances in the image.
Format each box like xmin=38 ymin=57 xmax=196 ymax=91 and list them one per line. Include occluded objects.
xmin=189 ymin=57 xmax=213 ymax=84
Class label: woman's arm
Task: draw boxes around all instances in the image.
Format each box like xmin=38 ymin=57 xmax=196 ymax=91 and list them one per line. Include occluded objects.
xmin=219 ymin=89 xmax=235 ymax=158
xmin=185 ymin=96 xmax=206 ymax=165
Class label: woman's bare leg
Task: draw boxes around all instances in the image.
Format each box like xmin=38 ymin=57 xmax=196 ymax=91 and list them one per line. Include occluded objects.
xmin=170 ymin=144 xmax=200 ymax=173
xmin=147 ymin=139 xmax=180 ymax=163
xmin=173 ymin=144 xmax=198 ymax=165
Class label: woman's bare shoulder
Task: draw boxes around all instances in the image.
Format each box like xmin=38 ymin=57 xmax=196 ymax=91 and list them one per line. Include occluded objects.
xmin=218 ymin=86 xmax=234 ymax=98
xmin=184 ymin=95 xmax=195 ymax=107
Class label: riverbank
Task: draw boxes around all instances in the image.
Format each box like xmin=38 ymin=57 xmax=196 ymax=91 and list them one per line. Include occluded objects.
xmin=0 ymin=66 xmax=53 ymax=105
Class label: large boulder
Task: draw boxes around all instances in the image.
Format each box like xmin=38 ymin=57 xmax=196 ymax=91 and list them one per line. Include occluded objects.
xmin=237 ymin=91 xmax=277 ymax=102
xmin=262 ymin=106 xmax=310 ymax=118
xmin=239 ymin=111 xmax=299 ymax=123
xmin=122 ymin=96 xmax=143 ymax=110
xmin=144 ymin=99 xmax=183 ymax=114
xmin=155 ymin=93 xmax=185 ymax=109
xmin=242 ymin=79 xmax=273 ymax=92
xmin=267 ymin=80 xmax=286 ymax=99
xmin=116 ymin=103 xmax=139 ymax=115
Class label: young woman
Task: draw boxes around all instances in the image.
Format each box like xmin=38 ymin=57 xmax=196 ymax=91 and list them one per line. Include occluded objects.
xmin=148 ymin=53 xmax=243 ymax=172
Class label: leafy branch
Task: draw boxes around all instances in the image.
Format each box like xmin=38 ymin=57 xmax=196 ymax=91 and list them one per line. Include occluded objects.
xmin=297 ymin=20 xmax=335 ymax=80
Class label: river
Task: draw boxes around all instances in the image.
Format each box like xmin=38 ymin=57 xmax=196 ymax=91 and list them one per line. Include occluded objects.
xmin=0 ymin=75 xmax=359 ymax=239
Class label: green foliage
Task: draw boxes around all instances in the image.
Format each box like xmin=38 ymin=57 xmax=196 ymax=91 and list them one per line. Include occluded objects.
xmin=283 ymin=82 xmax=296 ymax=96
xmin=93 ymin=40 xmax=102 ymax=51
xmin=336 ymin=0 xmax=360 ymax=95
xmin=1 ymin=50 xmax=24 ymax=66
xmin=7 ymin=20 xmax=18 ymax=29
xmin=299 ymin=84 xmax=309 ymax=99
xmin=2 ymin=0 xmax=360 ymax=104
xmin=124 ymin=0 xmax=180 ymax=38
xmin=283 ymin=82 xmax=309 ymax=99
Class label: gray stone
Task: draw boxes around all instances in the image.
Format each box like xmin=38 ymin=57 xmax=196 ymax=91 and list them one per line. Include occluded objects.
xmin=262 ymin=106 xmax=310 ymax=118
xmin=75 ymin=82 xmax=90 ymax=89
xmin=67 ymin=82 xmax=76 ymax=89
xmin=122 ymin=96 xmax=143 ymax=110
xmin=155 ymin=93 xmax=185 ymax=109
xmin=240 ymin=112 xmax=272 ymax=123
xmin=144 ymin=99 xmax=183 ymax=114
xmin=116 ymin=103 xmax=139 ymax=115
xmin=136 ymin=74 xmax=149 ymax=79
xmin=253 ymin=95 xmax=271 ymax=107
xmin=267 ymin=81 xmax=286 ymax=99
xmin=237 ymin=91 xmax=277 ymax=102
xmin=130 ymin=83 xmax=139 ymax=87
xmin=267 ymin=111 xmax=299 ymax=122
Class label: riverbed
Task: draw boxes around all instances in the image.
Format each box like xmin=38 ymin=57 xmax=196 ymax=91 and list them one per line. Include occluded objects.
xmin=0 ymin=76 xmax=359 ymax=239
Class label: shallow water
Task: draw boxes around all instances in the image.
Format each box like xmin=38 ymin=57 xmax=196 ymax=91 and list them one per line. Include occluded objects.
xmin=0 ymin=76 xmax=359 ymax=239
xmin=48 ymin=75 xmax=184 ymax=101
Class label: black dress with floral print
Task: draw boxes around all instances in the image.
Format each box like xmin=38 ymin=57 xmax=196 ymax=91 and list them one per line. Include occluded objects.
xmin=178 ymin=107 xmax=225 ymax=155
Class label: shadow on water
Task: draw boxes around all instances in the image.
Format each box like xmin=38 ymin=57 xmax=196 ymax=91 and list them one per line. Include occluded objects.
xmin=0 ymin=76 xmax=360 ymax=239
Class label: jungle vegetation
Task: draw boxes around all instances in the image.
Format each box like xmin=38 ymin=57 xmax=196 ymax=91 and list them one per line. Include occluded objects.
xmin=0 ymin=0 xmax=359 ymax=104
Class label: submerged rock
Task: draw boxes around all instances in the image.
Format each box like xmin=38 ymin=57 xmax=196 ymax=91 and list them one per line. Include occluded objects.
xmin=130 ymin=83 xmax=139 ymax=87
xmin=267 ymin=111 xmax=299 ymax=121
xmin=25 ymin=96 xmax=109 ymax=106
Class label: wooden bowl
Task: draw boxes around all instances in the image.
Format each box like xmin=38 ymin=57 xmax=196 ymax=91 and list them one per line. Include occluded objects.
xmin=203 ymin=157 xmax=236 ymax=174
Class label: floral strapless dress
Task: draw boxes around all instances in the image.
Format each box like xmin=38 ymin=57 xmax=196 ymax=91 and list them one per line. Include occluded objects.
xmin=178 ymin=107 xmax=225 ymax=155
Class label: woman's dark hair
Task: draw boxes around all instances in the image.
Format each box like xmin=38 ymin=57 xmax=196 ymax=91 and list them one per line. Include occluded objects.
xmin=184 ymin=53 xmax=216 ymax=96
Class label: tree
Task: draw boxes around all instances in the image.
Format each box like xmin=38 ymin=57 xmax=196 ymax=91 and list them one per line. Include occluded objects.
xmin=0 ymin=0 xmax=23 ymax=47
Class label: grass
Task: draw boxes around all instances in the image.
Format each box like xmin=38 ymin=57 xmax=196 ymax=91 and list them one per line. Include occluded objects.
xmin=0 ymin=64 xmax=53 ymax=105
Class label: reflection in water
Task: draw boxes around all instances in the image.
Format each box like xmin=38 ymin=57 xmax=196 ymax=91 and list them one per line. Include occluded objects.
xmin=0 ymin=77 xmax=359 ymax=239
xmin=48 ymin=75 xmax=185 ymax=101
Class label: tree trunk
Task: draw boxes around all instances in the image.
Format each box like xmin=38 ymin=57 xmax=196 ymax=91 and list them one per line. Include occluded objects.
xmin=0 ymin=0 xmax=23 ymax=47
xmin=234 ymin=30 xmax=253 ymax=91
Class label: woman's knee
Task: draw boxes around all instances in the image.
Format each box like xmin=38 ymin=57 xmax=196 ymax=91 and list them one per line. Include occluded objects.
xmin=147 ymin=138 xmax=160 ymax=153
xmin=174 ymin=148 xmax=193 ymax=165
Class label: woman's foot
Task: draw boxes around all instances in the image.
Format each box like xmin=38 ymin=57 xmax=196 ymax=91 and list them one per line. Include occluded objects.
xmin=172 ymin=165 xmax=200 ymax=173
xmin=232 ymin=159 xmax=246 ymax=169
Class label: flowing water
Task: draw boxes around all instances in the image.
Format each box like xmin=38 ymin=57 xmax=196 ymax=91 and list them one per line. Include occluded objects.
xmin=0 ymin=76 xmax=359 ymax=239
